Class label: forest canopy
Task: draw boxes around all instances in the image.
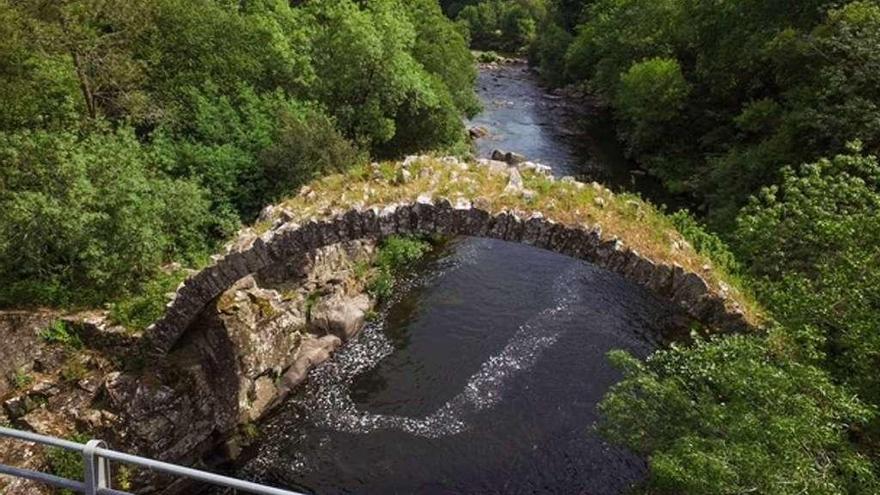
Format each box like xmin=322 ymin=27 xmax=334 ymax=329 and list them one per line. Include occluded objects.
xmin=512 ymin=0 xmax=880 ymax=492
xmin=0 ymin=0 xmax=478 ymax=311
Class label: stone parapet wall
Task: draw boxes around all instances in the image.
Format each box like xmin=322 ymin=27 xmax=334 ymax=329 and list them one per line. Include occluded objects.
xmin=148 ymin=193 xmax=754 ymax=356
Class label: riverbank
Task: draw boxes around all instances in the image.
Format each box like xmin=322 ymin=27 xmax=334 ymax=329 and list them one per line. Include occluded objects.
xmin=471 ymin=60 xmax=688 ymax=210
xmin=0 ymin=238 xmax=434 ymax=494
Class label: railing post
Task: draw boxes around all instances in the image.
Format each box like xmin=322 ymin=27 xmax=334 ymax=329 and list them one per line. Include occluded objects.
xmin=83 ymin=439 xmax=111 ymax=495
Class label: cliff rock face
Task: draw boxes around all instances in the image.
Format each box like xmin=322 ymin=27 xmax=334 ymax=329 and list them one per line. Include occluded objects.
xmin=0 ymin=311 xmax=62 ymax=398
xmin=0 ymin=240 xmax=378 ymax=494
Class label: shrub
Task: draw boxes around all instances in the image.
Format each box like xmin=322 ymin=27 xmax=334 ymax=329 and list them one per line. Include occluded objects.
xmin=457 ymin=0 xmax=545 ymax=52
xmin=376 ymin=236 xmax=431 ymax=272
xmin=531 ymin=22 xmax=573 ymax=87
xmin=109 ymin=270 xmax=189 ymax=331
xmin=46 ymin=433 xmax=90 ymax=495
xmin=735 ymin=145 xmax=880 ymax=408
xmin=368 ymin=236 xmax=431 ymax=301
xmin=40 ymin=321 xmax=83 ymax=350
xmin=600 ymin=331 xmax=879 ymax=495
xmin=259 ymin=105 xmax=364 ymax=203
xmin=615 ymin=57 xmax=690 ymax=126
xmin=13 ymin=368 xmax=33 ymax=390
xmin=477 ymin=50 xmax=503 ymax=63
xmin=0 ymin=127 xmax=214 ymax=307
xmin=669 ymin=210 xmax=740 ymax=275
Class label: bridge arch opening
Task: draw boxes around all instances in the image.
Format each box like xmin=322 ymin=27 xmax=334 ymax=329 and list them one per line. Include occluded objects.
xmin=147 ymin=199 xmax=752 ymax=355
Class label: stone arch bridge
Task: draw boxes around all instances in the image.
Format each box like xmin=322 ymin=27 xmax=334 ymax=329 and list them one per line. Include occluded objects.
xmin=146 ymin=156 xmax=758 ymax=354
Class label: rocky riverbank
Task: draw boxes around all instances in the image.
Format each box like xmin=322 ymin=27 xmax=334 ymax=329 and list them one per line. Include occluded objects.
xmin=0 ymin=240 xmax=383 ymax=494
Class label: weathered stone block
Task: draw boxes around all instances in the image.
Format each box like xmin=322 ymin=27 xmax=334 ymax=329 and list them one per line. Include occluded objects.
xmin=645 ymin=262 xmax=674 ymax=295
xmin=298 ymin=222 xmax=322 ymax=252
xmin=671 ymin=271 xmax=711 ymax=305
xmin=470 ymin=208 xmax=492 ymax=236
xmin=249 ymin=237 xmax=276 ymax=266
xmin=359 ymin=208 xmax=381 ymax=238
xmin=559 ymin=227 xmax=589 ymax=258
xmin=534 ymin=220 xmax=557 ymax=249
xmin=394 ymin=204 xmax=415 ymax=235
xmin=628 ymin=256 xmax=656 ymax=286
xmin=433 ymin=199 xmax=455 ymax=236
xmin=522 ymin=215 xmax=544 ymax=245
xmin=487 ymin=212 xmax=511 ymax=240
xmin=413 ymin=199 xmax=436 ymax=234
xmin=181 ymin=274 xmax=215 ymax=305
xmin=379 ymin=204 xmax=398 ymax=237
xmin=504 ymin=214 xmax=525 ymax=242
xmin=268 ymin=225 xmax=302 ymax=260
xmin=318 ymin=219 xmax=342 ymax=247
xmin=342 ymin=209 xmax=364 ymax=239
xmin=222 ymin=252 xmax=251 ymax=281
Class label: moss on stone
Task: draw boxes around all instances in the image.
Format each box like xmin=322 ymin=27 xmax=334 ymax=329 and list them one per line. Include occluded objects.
xmin=270 ymin=156 xmax=764 ymax=326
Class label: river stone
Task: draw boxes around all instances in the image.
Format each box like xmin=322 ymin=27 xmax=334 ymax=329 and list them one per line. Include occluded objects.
xmin=310 ymin=293 xmax=371 ymax=341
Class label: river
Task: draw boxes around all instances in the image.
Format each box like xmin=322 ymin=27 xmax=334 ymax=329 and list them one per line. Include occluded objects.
xmin=227 ymin=63 xmax=682 ymax=494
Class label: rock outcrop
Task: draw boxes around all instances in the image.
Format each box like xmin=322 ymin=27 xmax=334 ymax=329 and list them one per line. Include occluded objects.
xmin=0 ymin=241 xmax=380 ymax=494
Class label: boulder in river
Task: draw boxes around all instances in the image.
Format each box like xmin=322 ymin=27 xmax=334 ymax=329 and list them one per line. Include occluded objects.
xmin=468 ymin=126 xmax=490 ymax=139
xmin=491 ymin=149 xmax=527 ymax=165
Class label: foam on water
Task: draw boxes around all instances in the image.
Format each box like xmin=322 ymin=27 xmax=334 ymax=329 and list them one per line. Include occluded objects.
xmin=286 ymin=266 xmax=582 ymax=440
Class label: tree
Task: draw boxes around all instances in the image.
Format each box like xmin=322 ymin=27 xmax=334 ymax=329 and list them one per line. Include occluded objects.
xmin=0 ymin=127 xmax=214 ymax=306
xmin=13 ymin=0 xmax=154 ymax=122
xmin=736 ymin=144 xmax=880 ymax=408
xmin=600 ymin=332 xmax=878 ymax=495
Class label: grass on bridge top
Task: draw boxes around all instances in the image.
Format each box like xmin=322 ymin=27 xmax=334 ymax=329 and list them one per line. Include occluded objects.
xmin=265 ymin=156 xmax=763 ymax=327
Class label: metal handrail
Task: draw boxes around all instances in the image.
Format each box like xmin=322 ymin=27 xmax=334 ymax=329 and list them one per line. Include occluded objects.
xmin=0 ymin=426 xmax=307 ymax=495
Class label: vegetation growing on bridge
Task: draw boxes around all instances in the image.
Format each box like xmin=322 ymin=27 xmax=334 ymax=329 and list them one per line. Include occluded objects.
xmin=264 ymin=156 xmax=762 ymax=326
xmin=367 ymin=236 xmax=433 ymax=301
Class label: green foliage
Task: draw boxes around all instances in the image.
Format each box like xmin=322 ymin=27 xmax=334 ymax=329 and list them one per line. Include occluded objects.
xmin=736 ymin=146 xmax=880 ymax=411
xmin=116 ymin=465 xmax=133 ymax=491
xmin=0 ymin=0 xmax=477 ymax=312
xmin=47 ymin=433 xmax=90 ymax=495
xmin=368 ymin=236 xmax=431 ymax=301
xmin=616 ymin=58 xmax=689 ymax=125
xmin=241 ymin=422 xmax=260 ymax=440
xmin=404 ymin=0 xmax=481 ymax=118
xmin=521 ymin=1 xmax=880 ymax=488
xmin=300 ymin=0 xmax=474 ymax=156
xmin=304 ymin=291 xmax=322 ymax=322
xmin=456 ymin=0 xmax=546 ymax=51
xmin=109 ymin=270 xmax=189 ymax=331
xmin=60 ymin=355 xmax=88 ymax=383
xmin=40 ymin=321 xmax=83 ymax=350
xmin=614 ymin=58 xmax=690 ymax=170
xmin=528 ymin=21 xmax=572 ymax=87
xmin=367 ymin=271 xmax=396 ymax=301
xmin=12 ymin=368 xmax=33 ymax=390
xmin=529 ymin=0 xmax=880 ymax=225
xmin=736 ymin=143 xmax=880 ymax=278
xmin=476 ymin=50 xmax=503 ymax=63
xmin=376 ymin=236 xmax=432 ymax=273
xmin=0 ymin=127 xmax=214 ymax=307
xmin=600 ymin=331 xmax=879 ymax=495
xmin=601 ymin=146 xmax=880 ymax=492
xmin=669 ymin=210 xmax=740 ymax=275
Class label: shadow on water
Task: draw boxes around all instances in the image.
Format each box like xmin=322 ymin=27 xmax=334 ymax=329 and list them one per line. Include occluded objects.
xmin=223 ymin=62 xmax=690 ymax=495
xmin=230 ymin=238 xmax=682 ymax=494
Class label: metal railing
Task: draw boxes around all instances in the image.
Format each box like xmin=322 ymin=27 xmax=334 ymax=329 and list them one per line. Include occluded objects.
xmin=0 ymin=426 xmax=306 ymax=495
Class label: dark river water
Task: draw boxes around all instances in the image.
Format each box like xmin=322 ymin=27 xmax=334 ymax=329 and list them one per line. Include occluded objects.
xmin=229 ymin=64 xmax=682 ymax=494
